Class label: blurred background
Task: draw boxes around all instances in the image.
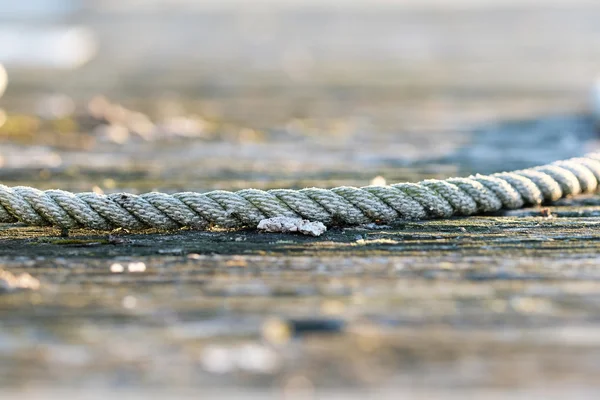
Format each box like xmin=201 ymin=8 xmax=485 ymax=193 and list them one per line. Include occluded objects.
xmin=1 ymin=0 xmax=600 ymax=195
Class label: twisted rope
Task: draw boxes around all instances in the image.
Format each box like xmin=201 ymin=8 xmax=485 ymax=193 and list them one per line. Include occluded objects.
xmin=2 ymin=153 xmax=600 ymax=232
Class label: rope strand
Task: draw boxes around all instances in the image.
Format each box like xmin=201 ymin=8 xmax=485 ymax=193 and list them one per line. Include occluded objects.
xmin=2 ymin=153 xmax=600 ymax=231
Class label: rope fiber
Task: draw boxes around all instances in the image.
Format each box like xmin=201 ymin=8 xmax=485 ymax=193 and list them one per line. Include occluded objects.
xmin=2 ymin=153 xmax=600 ymax=232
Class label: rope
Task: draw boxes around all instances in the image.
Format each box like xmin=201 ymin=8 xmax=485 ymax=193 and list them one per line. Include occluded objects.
xmin=2 ymin=153 xmax=600 ymax=232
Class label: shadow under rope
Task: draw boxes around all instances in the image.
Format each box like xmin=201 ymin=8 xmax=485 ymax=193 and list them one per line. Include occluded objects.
xmin=415 ymin=112 xmax=600 ymax=176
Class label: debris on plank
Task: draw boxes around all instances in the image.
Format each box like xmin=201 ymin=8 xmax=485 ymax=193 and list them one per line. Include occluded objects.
xmin=370 ymin=175 xmax=387 ymax=186
xmin=356 ymin=222 xmax=392 ymax=230
xmin=257 ymin=217 xmax=326 ymax=237
xmin=262 ymin=317 xmax=345 ymax=344
xmin=0 ymin=269 xmax=40 ymax=293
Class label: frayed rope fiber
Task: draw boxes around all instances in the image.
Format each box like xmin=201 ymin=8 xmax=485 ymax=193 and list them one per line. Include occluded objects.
xmin=2 ymin=153 xmax=600 ymax=231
